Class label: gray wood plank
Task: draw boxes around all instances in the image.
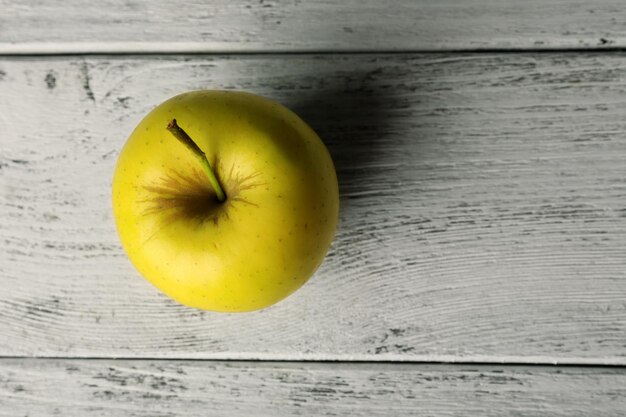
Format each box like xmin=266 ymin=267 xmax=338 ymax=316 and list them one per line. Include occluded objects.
xmin=1 ymin=54 xmax=625 ymax=361
xmin=1 ymin=0 xmax=626 ymax=53
xmin=1 ymin=359 xmax=625 ymax=416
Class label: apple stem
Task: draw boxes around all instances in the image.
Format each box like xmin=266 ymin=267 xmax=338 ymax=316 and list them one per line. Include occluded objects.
xmin=166 ymin=119 xmax=226 ymax=202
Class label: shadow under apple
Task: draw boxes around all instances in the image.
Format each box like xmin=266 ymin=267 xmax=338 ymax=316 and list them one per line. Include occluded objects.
xmin=283 ymin=67 xmax=409 ymax=216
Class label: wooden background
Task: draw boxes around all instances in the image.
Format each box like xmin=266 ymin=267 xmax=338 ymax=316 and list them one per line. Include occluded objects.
xmin=1 ymin=1 xmax=625 ymax=415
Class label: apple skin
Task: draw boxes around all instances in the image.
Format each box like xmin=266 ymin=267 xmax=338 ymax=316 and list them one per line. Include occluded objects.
xmin=112 ymin=91 xmax=339 ymax=312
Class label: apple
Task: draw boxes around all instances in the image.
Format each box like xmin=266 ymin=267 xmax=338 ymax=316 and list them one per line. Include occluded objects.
xmin=112 ymin=90 xmax=339 ymax=312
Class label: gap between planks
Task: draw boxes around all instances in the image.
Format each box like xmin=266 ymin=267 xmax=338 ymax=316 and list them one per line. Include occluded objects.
xmin=1 ymin=357 xmax=626 ymax=369
xmin=0 ymin=356 xmax=625 ymax=367
xmin=4 ymin=43 xmax=626 ymax=56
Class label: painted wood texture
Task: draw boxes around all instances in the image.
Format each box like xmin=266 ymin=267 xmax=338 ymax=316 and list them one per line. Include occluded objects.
xmin=1 ymin=54 xmax=625 ymax=361
xmin=1 ymin=0 xmax=626 ymax=53
xmin=1 ymin=359 xmax=625 ymax=416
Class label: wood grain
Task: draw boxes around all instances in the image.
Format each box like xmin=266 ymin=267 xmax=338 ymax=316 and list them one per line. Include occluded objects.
xmin=1 ymin=0 xmax=626 ymax=53
xmin=1 ymin=359 xmax=625 ymax=416
xmin=0 ymin=54 xmax=625 ymax=361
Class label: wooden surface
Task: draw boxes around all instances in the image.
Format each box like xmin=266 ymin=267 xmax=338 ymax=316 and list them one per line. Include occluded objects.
xmin=1 ymin=360 xmax=625 ymax=416
xmin=2 ymin=0 xmax=626 ymax=53
xmin=1 ymin=54 xmax=625 ymax=362
xmin=2 ymin=1 xmax=626 ymax=415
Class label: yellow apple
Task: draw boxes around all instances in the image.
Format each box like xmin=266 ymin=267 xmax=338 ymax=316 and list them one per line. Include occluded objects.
xmin=112 ymin=90 xmax=339 ymax=312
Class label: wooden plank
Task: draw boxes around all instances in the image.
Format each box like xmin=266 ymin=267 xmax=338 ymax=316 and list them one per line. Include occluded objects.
xmin=2 ymin=0 xmax=626 ymax=53
xmin=1 ymin=54 xmax=625 ymax=362
xmin=1 ymin=359 xmax=625 ymax=416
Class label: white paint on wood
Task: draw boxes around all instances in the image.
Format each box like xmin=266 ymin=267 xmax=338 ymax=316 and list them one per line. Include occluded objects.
xmin=1 ymin=359 xmax=625 ymax=416
xmin=0 ymin=54 xmax=625 ymax=361
xmin=1 ymin=0 xmax=626 ymax=53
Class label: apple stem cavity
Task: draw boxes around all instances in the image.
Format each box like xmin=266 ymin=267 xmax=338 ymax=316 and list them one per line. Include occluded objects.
xmin=166 ymin=118 xmax=226 ymax=202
